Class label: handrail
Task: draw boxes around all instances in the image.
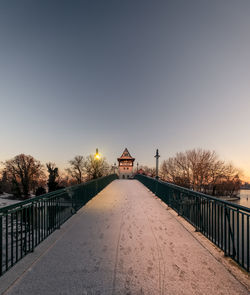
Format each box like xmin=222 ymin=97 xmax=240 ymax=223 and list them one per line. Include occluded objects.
xmin=157 ymin=179 xmax=250 ymax=213
xmin=0 ymin=174 xmax=118 ymax=276
xmin=135 ymin=174 xmax=250 ymax=272
xmin=0 ymin=174 xmax=116 ymax=213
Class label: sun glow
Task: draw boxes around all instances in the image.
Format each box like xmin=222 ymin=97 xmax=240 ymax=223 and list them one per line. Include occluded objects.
xmin=94 ymin=148 xmax=101 ymax=160
xmin=95 ymin=153 xmax=100 ymax=160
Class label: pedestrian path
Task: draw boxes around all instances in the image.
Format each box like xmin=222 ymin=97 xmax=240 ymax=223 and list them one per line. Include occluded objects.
xmin=3 ymin=180 xmax=249 ymax=295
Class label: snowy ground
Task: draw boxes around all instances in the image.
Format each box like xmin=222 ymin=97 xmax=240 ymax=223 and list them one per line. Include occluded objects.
xmin=0 ymin=194 xmax=21 ymax=208
xmin=2 ymin=180 xmax=249 ymax=295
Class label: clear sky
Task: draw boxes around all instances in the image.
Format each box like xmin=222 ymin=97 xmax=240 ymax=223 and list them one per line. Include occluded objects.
xmin=0 ymin=0 xmax=250 ymax=180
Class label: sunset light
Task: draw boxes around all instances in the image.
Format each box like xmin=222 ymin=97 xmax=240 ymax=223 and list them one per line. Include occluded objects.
xmin=0 ymin=1 xmax=249 ymax=293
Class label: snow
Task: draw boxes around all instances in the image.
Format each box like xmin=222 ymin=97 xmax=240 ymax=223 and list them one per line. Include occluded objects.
xmin=3 ymin=180 xmax=249 ymax=295
xmin=0 ymin=193 xmax=21 ymax=208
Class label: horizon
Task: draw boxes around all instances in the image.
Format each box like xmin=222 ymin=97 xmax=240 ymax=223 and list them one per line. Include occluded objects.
xmin=1 ymin=147 xmax=250 ymax=183
xmin=0 ymin=1 xmax=250 ymax=182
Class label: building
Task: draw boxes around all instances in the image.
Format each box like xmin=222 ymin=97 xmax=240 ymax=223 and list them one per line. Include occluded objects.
xmin=117 ymin=148 xmax=135 ymax=179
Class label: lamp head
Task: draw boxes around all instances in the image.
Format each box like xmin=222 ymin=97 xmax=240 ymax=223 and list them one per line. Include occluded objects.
xmin=95 ymin=148 xmax=101 ymax=160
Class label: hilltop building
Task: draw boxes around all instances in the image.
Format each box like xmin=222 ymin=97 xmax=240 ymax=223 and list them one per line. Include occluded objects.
xmin=117 ymin=148 xmax=135 ymax=179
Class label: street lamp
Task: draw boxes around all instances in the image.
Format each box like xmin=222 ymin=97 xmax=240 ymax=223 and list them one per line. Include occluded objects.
xmin=154 ymin=149 xmax=160 ymax=179
xmin=95 ymin=148 xmax=100 ymax=160
xmin=112 ymin=162 xmax=117 ymax=174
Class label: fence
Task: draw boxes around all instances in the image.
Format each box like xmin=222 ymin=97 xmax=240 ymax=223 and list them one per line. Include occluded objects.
xmin=135 ymin=174 xmax=250 ymax=272
xmin=0 ymin=174 xmax=118 ymax=276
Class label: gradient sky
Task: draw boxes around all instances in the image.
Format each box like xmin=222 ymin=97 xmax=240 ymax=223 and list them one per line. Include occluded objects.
xmin=0 ymin=1 xmax=250 ymax=179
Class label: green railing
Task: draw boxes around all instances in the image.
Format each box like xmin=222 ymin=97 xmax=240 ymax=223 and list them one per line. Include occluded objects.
xmin=135 ymin=174 xmax=250 ymax=272
xmin=0 ymin=174 xmax=118 ymax=276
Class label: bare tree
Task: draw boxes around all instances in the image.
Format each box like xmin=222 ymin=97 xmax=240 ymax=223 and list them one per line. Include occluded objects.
xmin=0 ymin=170 xmax=11 ymax=194
xmin=3 ymin=154 xmax=44 ymax=198
xmin=138 ymin=165 xmax=156 ymax=177
xmin=161 ymin=149 xmax=242 ymax=196
xmin=46 ymin=162 xmax=59 ymax=192
xmin=84 ymin=155 xmax=109 ymax=180
xmin=66 ymin=155 xmax=85 ymax=184
xmin=57 ymin=172 xmax=75 ymax=187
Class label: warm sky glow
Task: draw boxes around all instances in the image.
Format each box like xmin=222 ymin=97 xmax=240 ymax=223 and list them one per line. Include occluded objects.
xmin=0 ymin=1 xmax=250 ymax=181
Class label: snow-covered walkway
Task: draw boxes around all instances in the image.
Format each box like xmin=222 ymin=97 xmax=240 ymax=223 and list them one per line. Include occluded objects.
xmin=3 ymin=180 xmax=249 ymax=295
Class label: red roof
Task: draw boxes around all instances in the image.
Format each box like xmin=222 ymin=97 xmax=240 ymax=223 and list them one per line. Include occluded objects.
xmin=117 ymin=148 xmax=135 ymax=161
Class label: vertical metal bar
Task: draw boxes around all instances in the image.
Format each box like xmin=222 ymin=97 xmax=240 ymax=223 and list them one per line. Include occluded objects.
xmin=232 ymin=210 xmax=235 ymax=257
xmin=49 ymin=199 xmax=51 ymax=234
xmin=24 ymin=207 xmax=27 ymax=255
xmin=31 ymin=204 xmax=34 ymax=252
xmin=53 ymin=197 xmax=56 ymax=230
xmin=11 ymin=213 xmax=13 ymax=266
xmin=237 ymin=209 xmax=239 ymax=262
xmin=20 ymin=209 xmax=23 ymax=258
xmin=5 ymin=214 xmax=8 ymax=271
xmin=56 ymin=197 xmax=59 ymax=229
xmin=58 ymin=197 xmax=61 ymax=229
xmin=207 ymin=199 xmax=209 ymax=237
xmin=196 ymin=196 xmax=199 ymax=230
xmin=43 ymin=199 xmax=45 ymax=235
xmin=200 ymin=198 xmax=202 ymax=232
xmin=215 ymin=203 xmax=217 ymax=246
xmin=224 ymin=205 xmax=227 ymax=255
xmin=210 ymin=201 xmax=212 ymax=241
xmin=0 ymin=215 xmax=3 ymax=276
xmin=247 ymin=215 xmax=249 ymax=272
xmin=41 ymin=201 xmax=43 ymax=241
xmin=212 ymin=201 xmax=214 ymax=243
xmin=203 ymin=198 xmax=205 ymax=233
xmin=47 ymin=200 xmax=49 ymax=235
xmin=241 ymin=214 xmax=244 ymax=268
xmin=220 ymin=205 xmax=223 ymax=250
xmin=208 ymin=200 xmax=210 ymax=238
xmin=16 ymin=211 xmax=18 ymax=263
xmin=44 ymin=200 xmax=46 ymax=239
xmin=50 ymin=198 xmax=52 ymax=233
xmin=35 ymin=202 xmax=37 ymax=246
xmin=43 ymin=200 xmax=45 ymax=240
xmin=28 ymin=206 xmax=31 ymax=252
xmin=51 ymin=198 xmax=53 ymax=231
xmin=38 ymin=201 xmax=41 ymax=243
xmin=228 ymin=209 xmax=231 ymax=257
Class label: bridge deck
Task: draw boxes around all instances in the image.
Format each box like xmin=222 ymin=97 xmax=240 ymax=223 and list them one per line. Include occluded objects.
xmin=3 ymin=180 xmax=249 ymax=295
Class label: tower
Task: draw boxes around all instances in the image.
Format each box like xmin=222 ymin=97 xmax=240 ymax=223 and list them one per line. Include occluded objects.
xmin=117 ymin=148 xmax=135 ymax=179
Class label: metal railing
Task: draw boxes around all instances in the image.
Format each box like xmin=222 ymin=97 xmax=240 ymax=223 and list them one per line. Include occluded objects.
xmin=0 ymin=174 xmax=118 ymax=276
xmin=135 ymin=174 xmax=250 ymax=272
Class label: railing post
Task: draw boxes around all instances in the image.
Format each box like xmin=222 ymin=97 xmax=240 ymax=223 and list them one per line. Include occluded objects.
xmin=224 ymin=205 xmax=227 ymax=256
xmin=225 ymin=208 xmax=236 ymax=258
xmin=247 ymin=215 xmax=249 ymax=272
xmin=57 ymin=197 xmax=61 ymax=229
xmin=241 ymin=214 xmax=244 ymax=268
xmin=31 ymin=204 xmax=34 ymax=252
xmin=6 ymin=214 xmax=8 ymax=271
xmin=0 ymin=215 xmax=2 ymax=276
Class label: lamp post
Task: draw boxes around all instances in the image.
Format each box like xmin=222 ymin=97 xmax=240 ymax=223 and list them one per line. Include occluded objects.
xmin=95 ymin=148 xmax=100 ymax=160
xmin=154 ymin=149 xmax=160 ymax=179
xmin=112 ymin=162 xmax=117 ymax=174
xmin=137 ymin=162 xmax=139 ymax=173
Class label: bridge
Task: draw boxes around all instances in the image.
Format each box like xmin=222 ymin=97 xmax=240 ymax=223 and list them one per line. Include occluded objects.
xmin=0 ymin=176 xmax=249 ymax=294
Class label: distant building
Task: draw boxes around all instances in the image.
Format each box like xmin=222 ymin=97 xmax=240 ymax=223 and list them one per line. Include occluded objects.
xmin=117 ymin=148 xmax=135 ymax=179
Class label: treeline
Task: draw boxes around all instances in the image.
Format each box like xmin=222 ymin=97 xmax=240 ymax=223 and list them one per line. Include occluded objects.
xmin=0 ymin=153 xmax=110 ymax=199
xmin=160 ymin=149 xmax=241 ymax=197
